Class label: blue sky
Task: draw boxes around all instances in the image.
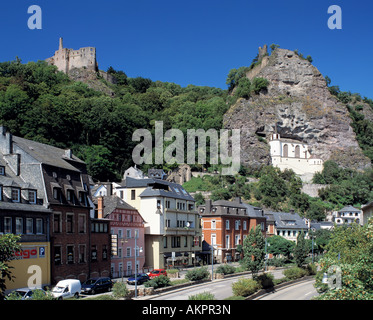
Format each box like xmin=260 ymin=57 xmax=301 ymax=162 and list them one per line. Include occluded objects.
xmin=1 ymin=1 xmax=372 ymax=98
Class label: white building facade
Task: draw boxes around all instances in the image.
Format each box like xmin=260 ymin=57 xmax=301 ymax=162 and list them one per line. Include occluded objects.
xmin=269 ymin=133 xmax=323 ymax=181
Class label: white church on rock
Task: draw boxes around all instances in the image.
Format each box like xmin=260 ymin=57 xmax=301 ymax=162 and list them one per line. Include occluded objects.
xmin=269 ymin=133 xmax=323 ymax=181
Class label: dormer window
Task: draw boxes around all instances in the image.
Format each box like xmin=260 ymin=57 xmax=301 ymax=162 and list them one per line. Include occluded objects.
xmin=12 ymin=188 xmax=20 ymax=202
xmin=28 ymin=190 xmax=37 ymax=204
xmin=0 ymin=166 xmax=4 ymax=175
xmin=79 ymin=191 xmax=87 ymax=206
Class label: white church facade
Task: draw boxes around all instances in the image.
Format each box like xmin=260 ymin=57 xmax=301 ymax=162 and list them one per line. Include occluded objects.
xmin=269 ymin=133 xmax=323 ymax=181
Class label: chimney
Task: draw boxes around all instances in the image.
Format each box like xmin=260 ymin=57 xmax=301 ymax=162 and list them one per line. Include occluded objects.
xmin=59 ymin=37 xmax=63 ymax=50
xmin=290 ymin=209 xmax=295 ymax=214
xmin=105 ymin=182 xmax=113 ymax=196
xmin=0 ymin=126 xmax=12 ymax=154
xmin=205 ymin=199 xmax=212 ymax=213
xmin=97 ymin=196 xmax=104 ymax=219
xmin=235 ymin=197 xmax=242 ymax=204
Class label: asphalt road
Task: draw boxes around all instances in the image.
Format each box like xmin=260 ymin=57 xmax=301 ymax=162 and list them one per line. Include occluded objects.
xmin=256 ymin=279 xmax=318 ymax=300
xmin=148 ymin=269 xmax=287 ymax=300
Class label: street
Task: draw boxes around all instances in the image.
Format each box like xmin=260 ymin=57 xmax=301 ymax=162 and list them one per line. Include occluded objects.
xmin=147 ymin=268 xmax=287 ymax=300
xmin=256 ymin=279 xmax=318 ymax=300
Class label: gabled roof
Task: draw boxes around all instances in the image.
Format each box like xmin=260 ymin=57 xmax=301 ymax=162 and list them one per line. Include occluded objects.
xmin=13 ymin=136 xmax=84 ymax=172
xmin=338 ymin=205 xmax=361 ymax=213
xmin=267 ymin=211 xmax=308 ymax=230
xmin=98 ymin=195 xmax=139 ymax=218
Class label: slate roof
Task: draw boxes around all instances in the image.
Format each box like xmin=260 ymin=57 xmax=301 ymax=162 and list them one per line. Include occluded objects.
xmin=101 ymin=195 xmax=137 ymax=217
xmin=267 ymin=211 xmax=308 ymax=230
xmin=122 ymin=177 xmax=195 ymax=201
xmin=338 ymin=205 xmax=361 ymax=213
xmin=13 ymin=136 xmax=84 ymax=172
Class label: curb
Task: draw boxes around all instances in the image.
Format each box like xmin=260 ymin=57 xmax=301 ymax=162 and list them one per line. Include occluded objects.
xmin=246 ymin=276 xmax=315 ymax=300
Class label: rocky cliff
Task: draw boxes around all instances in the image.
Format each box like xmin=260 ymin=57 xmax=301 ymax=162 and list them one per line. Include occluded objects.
xmin=223 ymin=46 xmax=372 ymax=171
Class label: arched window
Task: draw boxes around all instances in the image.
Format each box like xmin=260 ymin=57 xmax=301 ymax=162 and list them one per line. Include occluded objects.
xmin=283 ymin=144 xmax=288 ymax=157
xmin=295 ymin=145 xmax=300 ymax=158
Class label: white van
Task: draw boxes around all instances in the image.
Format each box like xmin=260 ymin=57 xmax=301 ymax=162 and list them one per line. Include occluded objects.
xmin=51 ymin=279 xmax=81 ymax=300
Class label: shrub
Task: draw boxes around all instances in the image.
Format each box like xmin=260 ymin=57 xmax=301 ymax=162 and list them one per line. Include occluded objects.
xmin=188 ymin=291 xmax=216 ymax=300
xmin=305 ymin=263 xmax=317 ymax=276
xmin=112 ymin=282 xmax=129 ymax=299
xmin=144 ymin=275 xmax=171 ymax=289
xmin=255 ymin=273 xmax=275 ymax=289
xmin=232 ymin=278 xmax=261 ymax=297
xmin=216 ymin=264 xmax=236 ymax=275
xmin=283 ymin=267 xmax=307 ymax=280
xmin=185 ymin=267 xmax=210 ymax=281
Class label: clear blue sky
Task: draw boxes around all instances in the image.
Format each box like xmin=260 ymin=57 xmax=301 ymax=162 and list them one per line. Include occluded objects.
xmin=1 ymin=0 xmax=372 ymax=98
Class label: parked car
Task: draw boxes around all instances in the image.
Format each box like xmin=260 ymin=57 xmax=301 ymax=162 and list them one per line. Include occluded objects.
xmin=127 ymin=273 xmax=149 ymax=285
xmin=147 ymin=269 xmax=167 ymax=279
xmin=51 ymin=279 xmax=81 ymax=300
xmin=81 ymin=277 xmax=113 ymax=295
xmin=7 ymin=287 xmax=47 ymax=300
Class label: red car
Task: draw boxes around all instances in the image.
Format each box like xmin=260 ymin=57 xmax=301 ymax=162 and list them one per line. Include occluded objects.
xmin=148 ymin=269 xmax=167 ymax=279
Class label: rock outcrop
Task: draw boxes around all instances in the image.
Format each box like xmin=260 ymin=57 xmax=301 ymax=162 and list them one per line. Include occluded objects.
xmin=224 ymin=47 xmax=371 ymax=171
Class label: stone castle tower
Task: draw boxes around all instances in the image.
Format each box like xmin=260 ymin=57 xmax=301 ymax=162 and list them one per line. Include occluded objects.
xmin=46 ymin=37 xmax=98 ymax=73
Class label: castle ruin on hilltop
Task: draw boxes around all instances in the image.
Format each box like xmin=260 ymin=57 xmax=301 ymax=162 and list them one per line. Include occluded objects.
xmin=46 ymin=37 xmax=98 ymax=73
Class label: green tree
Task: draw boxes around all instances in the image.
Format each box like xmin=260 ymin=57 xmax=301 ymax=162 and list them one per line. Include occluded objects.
xmin=242 ymin=225 xmax=265 ymax=276
xmin=315 ymin=220 xmax=373 ymax=299
xmin=293 ymin=231 xmax=309 ymax=267
xmin=267 ymin=235 xmax=295 ymax=259
xmin=0 ymin=234 xmax=21 ymax=298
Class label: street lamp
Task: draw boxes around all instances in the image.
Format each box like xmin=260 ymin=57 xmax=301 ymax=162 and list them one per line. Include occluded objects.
xmin=124 ymin=232 xmax=143 ymax=299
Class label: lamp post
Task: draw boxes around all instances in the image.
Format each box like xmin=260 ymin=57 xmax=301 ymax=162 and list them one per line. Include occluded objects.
xmin=125 ymin=232 xmax=143 ymax=299
xmin=211 ymin=237 xmax=214 ymax=281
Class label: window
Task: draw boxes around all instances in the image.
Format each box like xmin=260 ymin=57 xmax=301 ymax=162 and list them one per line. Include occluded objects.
xmin=211 ymin=220 xmax=216 ymax=230
xmin=131 ymin=190 xmax=136 ymax=200
xmin=12 ymin=188 xmax=20 ymax=202
xmin=184 ymin=236 xmax=188 ymax=247
xmin=226 ymin=220 xmax=230 ymax=230
xmin=171 ymin=236 xmax=181 ymax=248
xmin=16 ymin=217 xmax=23 ymax=234
xmin=66 ymin=214 xmax=74 ymax=233
xmin=4 ymin=217 xmax=12 ymax=233
xmin=126 ymin=229 xmax=131 ymax=238
xmin=53 ymin=188 xmax=60 ymax=200
xmin=157 ymin=199 xmax=161 ymax=209
xmin=235 ymin=235 xmax=241 ymax=245
xmin=66 ymin=190 xmax=74 ymax=202
xmin=79 ymin=192 xmax=87 ymax=206
xmin=261 ymin=222 xmax=265 ymax=231
xmin=78 ymin=215 xmax=86 ymax=233
xmin=126 ymin=247 xmax=131 ymax=257
xmin=28 ymin=190 xmax=36 ymax=204
xmin=118 ymin=248 xmax=122 ymax=258
xmin=120 ymin=191 xmax=124 ymax=199
xmin=163 ymin=236 xmax=167 ymax=248
xmin=67 ymin=245 xmax=74 ymax=264
xmin=226 ymin=235 xmax=230 ymax=249
xmin=36 ymin=218 xmax=43 ymax=234
xmin=166 ymin=200 xmax=170 ymax=208
xmin=0 ymin=166 xmax=4 ymax=175
xmin=243 ymin=221 xmax=247 ymax=230
xmin=235 ymin=220 xmax=240 ymax=230
xmin=79 ymin=245 xmax=86 ymax=263
xmin=26 ymin=218 xmax=33 ymax=234
xmin=54 ymin=246 xmax=62 ymax=265
xmin=0 ymin=185 xmax=2 ymax=201
xmin=165 ymin=219 xmax=171 ymax=228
